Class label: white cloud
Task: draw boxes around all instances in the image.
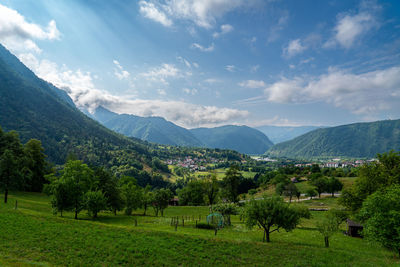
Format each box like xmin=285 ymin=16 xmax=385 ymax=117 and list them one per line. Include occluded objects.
xmin=183 ymin=88 xmax=198 ymax=95
xmin=138 ymin=0 xmax=173 ymax=27
xmin=0 ymin=4 xmax=60 ymax=54
xmin=140 ymin=63 xmax=181 ymax=84
xmin=264 ymin=66 xmax=400 ymax=115
xmin=213 ymin=24 xmax=234 ymax=38
xmin=250 ymin=65 xmax=260 ymax=73
xmin=283 ymin=39 xmax=306 ymax=58
xmin=325 ymin=2 xmax=379 ymax=49
xmin=225 ymin=65 xmax=236 ymax=72
xmin=267 ymin=10 xmax=289 ymax=43
xmin=157 ymin=89 xmax=167 ymax=95
xmin=191 ymin=42 xmax=214 ymax=52
xmin=21 ymin=53 xmax=248 ymax=128
xmin=138 ymin=0 xmax=256 ymax=29
xmin=113 ymin=60 xmax=130 ymax=80
xmin=204 ymin=78 xmax=220 ymax=84
xmin=239 ymin=80 xmax=266 ymax=88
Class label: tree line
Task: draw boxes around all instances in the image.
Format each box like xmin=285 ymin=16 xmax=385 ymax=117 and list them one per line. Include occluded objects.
xmin=45 ymin=160 xmax=173 ymax=219
xmin=0 ymin=127 xmax=48 ymax=203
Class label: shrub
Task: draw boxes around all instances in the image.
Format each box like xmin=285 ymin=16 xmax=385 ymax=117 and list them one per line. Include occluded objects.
xmin=196 ymin=223 xmax=215 ymax=230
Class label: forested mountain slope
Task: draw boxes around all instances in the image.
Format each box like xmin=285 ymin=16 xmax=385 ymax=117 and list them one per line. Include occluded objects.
xmin=90 ymin=106 xmax=203 ymax=147
xmin=0 ymin=44 xmax=149 ymax=168
xmin=256 ymin=125 xmax=322 ymax=144
xmin=267 ymin=120 xmax=400 ymax=158
xmin=190 ymin=125 xmax=274 ymax=155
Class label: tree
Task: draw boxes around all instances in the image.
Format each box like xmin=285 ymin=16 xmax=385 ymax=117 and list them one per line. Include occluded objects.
xmin=326 ymin=177 xmax=343 ymax=197
xmin=55 ymin=160 xmax=94 ymax=219
xmin=221 ymin=165 xmax=242 ymax=203
xmin=44 ymin=174 xmax=73 ymax=216
xmin=311 ymin=164 xmax=321 ymax=173
xmin=85 ymin=190 xmax=107 ymax=218
xmin=0 ymin=149 xmax=21 ymax=203
xmin=178 ymin=180 xmax=205 ymax=206
xmin=204 ymin=173 xmax=219 ymax=206
xmin=296 ymin=190 xmax=301 ymax=202
xmin=282 ymin=182 xmax=299 ymax=203
xmin=94 ymin=168 xmax=123 ymax=215
xmin=306 ymin=188 xmax=317 ymax=199
xmin=213 ymin=202 xmax=238 ymax=226
xmin=23 ymin=139 xmax=47 ymax=192
xmin=244 ymin=196 xmax=310 ymax=242
xmin=142 ymin=185 xmax=153 ymax=216
xmin=153 ymin=188 xmax=173 ymax=216
xmin=316 ymin=209 xmax=346 ymax=247
xmin=340 ymin=151 xmax=400 ymax=211
xmin=121 ymin=181 xmax=143 ymax=215
xmin=311 ymin=177 xmax=328 ymax=198
xmin=359 ymin=185 xmax=400 ymax=257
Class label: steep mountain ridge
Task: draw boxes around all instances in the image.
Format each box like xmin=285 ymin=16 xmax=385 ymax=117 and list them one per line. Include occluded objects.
xmin=190 ymin=125 xmax=274 ymax=155
xmin=0 ymin=44 xmax=149 ymax=166
xmin=267 ymin=119 xmax=400 ymax=158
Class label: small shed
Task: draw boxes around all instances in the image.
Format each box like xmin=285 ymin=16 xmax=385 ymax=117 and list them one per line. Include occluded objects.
xmin=346 ymin=219 xmax=363 ymax=237
xmin=169 ymin=197 xmax=179 ymax=206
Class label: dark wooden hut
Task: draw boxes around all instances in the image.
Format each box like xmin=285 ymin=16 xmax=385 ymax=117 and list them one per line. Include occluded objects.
xmin=346 ymin=219 xmax=363 ymax=237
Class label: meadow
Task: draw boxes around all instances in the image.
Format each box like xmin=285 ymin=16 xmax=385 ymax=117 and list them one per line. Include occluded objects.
xmin=0 ymin=192 xmax=398 ymax=266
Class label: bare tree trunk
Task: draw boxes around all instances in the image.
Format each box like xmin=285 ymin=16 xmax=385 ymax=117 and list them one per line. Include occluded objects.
xmin=263 ymin=229 xmax=266 ymax=242
xmin=324 ymin=236 xmax=329 ymax=247
xmin=4 ymin=188 xmax=8 ymax=203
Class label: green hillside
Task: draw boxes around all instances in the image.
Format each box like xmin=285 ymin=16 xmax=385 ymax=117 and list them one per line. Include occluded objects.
xmin=190 ymin=125 xmax=274 ymax=155
xmin=256 ymin=125 xmax=322 ymax=144
xmin=0 ymin=192 xmax=396 ymax=267
xmin=0 ymin=44 xmax=149 ymax=167
xmin=91 ymin=106 xmax=203 ymax=147
xmin=267 ymin=120 xmax=400 ymax=158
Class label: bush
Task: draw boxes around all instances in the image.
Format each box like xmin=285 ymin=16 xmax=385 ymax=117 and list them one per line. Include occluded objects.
xmin=196 ymin=223 xmax=215 ymax=230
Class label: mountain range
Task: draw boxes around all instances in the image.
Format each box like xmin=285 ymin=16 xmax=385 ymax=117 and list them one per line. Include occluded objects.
xmin=88 ymin=106 xmax=274 ymax=155
xmin=256 ymin=125 xmax=322 ymax=144
xmin=0 ymin=44 xmax=149 ymax=167
xmin=2 ymin=43 xmax=400 ymax=160
xmin=267 ymin=120 xmax=400 ymax=159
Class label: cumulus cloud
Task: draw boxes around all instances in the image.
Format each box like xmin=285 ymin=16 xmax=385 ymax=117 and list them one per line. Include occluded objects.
xmin=21 ymin=53 xmax=248 ymax=128
xmin=140 ymin=63 xmax=181 ymax=84
xmin=324 ymin=2 xmax=379 ymax=49
xmin=113 ymin=60 xmax=130 ymax=80
xmin=264 ymin=66 xmax=400 ymax=115
xmin=283 ymin=39 xmax=306 ymax=58
xmin=138 ymin=0 xmax=173 ymax=27
xmin=213 ymin=24 xmax=234 ymax=38
xmin=183 ymin=88 xmax=198 ymax=95
xmin=0 ymin=4 xmax=60 ymax=54
xmin=138 ymin=0 xmax=257 ymax=29
xmin=239 ymin=80 xmax=266 ymax=88
xmin=191 ymin=42 xmax=214 ymax=52
xmin=225 ymin=65 xmax=236 ymax=72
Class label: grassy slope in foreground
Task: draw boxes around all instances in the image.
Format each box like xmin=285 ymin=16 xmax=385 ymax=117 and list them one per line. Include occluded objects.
xmin=0 ymin=192 xmax=398 ymax=267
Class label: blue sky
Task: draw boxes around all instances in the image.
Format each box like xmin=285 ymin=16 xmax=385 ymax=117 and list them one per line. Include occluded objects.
xmin=0 ymin=0 xmax=399 ymax=128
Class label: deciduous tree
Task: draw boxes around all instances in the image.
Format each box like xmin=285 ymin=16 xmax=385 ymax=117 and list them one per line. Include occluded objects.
xmin=244 ymin=196 xmax=310 ymax=242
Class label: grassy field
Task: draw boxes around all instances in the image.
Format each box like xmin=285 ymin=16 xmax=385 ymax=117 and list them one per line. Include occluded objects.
xmin=0 ymin=192 xmax=398 ymax=266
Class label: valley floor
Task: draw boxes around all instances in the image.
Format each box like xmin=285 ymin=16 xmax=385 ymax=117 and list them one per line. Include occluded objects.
xmin=0 ymin=192 xmax=398 ymax=266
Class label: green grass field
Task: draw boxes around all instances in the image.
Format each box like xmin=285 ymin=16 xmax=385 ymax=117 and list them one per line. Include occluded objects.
xmin=0 ymin=192 xmax=398 ymax=266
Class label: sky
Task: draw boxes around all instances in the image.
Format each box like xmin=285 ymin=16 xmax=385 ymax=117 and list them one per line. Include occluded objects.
xmin=0 ymin=0 xmax=399 ymax=128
